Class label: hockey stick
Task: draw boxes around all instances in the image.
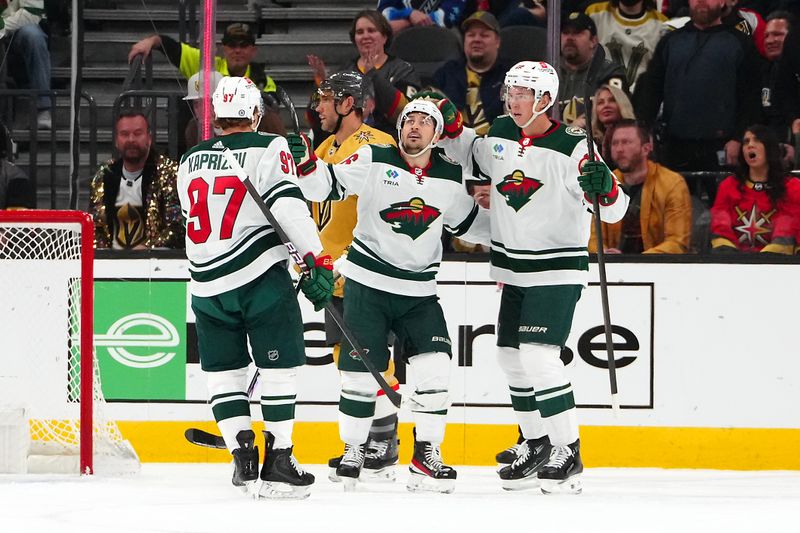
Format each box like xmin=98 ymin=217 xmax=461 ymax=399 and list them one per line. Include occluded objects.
xmin=274 ymin=85 xmax=300 ymax=135
xmin=220 ymin=147 xmax=402 ymax=408
xmin=582 ymin=45 xmax=620 ymax=412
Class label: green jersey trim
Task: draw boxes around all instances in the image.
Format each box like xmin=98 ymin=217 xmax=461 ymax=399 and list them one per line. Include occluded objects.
xmin=349 ymin=241 xmax=438 ymax=282
xmin=487 ymin=117 xmax=584 ymax=157
xmin=448 ymin=203 xmax=479 ymax=236
xmin=491 ymin=249 xmax=589 ymax=273
xmin=190 ymin=226 xmax=273 ymax=269
xmin=190 ymin=230 xmax=283 ymax=282
xmin=491 ymin=240 xmax=587 ymax=256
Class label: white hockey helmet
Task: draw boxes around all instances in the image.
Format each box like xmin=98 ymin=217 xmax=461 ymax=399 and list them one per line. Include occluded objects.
xmin=396 ymin=99 xmax=444 ymax=157
xmin=212 ymin=76 xmax=264 ymax=129
xmin=504 ymin=61 xmax=559 ymax=126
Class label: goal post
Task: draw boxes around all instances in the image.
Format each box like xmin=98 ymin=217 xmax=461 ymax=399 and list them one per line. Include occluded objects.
xmin=0 ymin=210 xmax=139 ymax=475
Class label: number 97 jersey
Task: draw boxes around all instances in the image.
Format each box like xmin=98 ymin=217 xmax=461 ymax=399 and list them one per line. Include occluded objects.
xmin=177 ymin=131 xmax=313 ymax=297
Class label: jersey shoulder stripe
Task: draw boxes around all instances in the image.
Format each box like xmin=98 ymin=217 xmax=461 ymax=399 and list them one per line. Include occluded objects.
xmin=487 ymin=115 xmax=520 ymax=142
xmin=369 ymin=144 xmax=405 ymax=167
xmin=428 ymin=149 xmax=463 ymax=184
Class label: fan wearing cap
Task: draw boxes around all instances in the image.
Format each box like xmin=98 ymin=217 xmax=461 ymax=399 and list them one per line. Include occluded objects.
xmin=128 ymin=23 xmax=286 ymax=135
xmin=433 ymin=11 xmax=509 ymax=136
xmin=558 ymin=12 xmax=627 ymax=127
xmin=286 ymin=100 xmax=490 ymax=493
xmin=183 ymin=71 xmax=225 ymax=149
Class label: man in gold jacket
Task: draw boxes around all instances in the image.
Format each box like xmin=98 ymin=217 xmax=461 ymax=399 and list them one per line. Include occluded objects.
xmin=308 ymin=72 xmax=401 ymax=480
xmin=590 ymin=119 xmax=691 ymax=254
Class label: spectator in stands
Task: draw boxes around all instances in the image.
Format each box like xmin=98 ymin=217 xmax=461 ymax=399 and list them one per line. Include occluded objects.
xmin=722 ymin=0 xmax=766 ymax=56
xmin=89 ymin=110 xmax=184 ymax=250
xmin=711 ymin=124 xmax=800 ymax=253
xmin=432 ymin=11 xmax=508 ymax=136
xmin=462 ymin=0 xmax=547 ymax=28
xmin=636 ymin=0 xmax=762 ymax=172
xmin=183 ymin=71 xmax=224 ymax=149
xmin=760 ymin=11 xmax=796 ymax=165
xmin=0 ymin=121 xmax=33 ymax=209
xmin=379 ymin=0 xmax=467 ymax=33
xmin=585 ymin=0 xmax=669 ymax=90
xmin=591 ymin=83 xmax=636 ymax=167
xmin=0 ymin=1 xmax=53 ymax=129
xmin=306 ymin=9 xmax=421 ymax=137
xmin=127 ymin=23 xmax=285 ymax=135
xmin=590 ymin=119 xmax=691 ymax=253
xmin=559 ymin=12 xmax=627 ymax=126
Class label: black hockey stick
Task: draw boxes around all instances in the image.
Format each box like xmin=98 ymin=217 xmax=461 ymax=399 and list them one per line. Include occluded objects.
xmin=274 ymin=85 xmax=300 ymax=135
xmin=582 ymin=44 xmax=620 ymax=412
xmin=220 ymin=147 xmax=402 ymax=408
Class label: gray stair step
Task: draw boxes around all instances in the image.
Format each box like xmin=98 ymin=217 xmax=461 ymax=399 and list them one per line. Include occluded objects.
xmin=54 ymin=64 xmax=314 ymax=82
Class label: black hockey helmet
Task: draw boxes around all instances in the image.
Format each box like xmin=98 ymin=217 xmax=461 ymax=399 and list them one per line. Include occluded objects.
xmin=315 ymin=71 xmax=367 ymax=110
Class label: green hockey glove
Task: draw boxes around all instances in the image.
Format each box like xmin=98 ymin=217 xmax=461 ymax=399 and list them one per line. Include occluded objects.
xmin=300 ymin=252 xmax=334 ymax=311
xmin=286 ymin=133 xmax=317 ymax=175
xmin=578 ymin=160 xmax=614 ymax=196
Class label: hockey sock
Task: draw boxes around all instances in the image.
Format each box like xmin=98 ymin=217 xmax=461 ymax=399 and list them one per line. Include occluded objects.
xmin=496 ymin=346 xmax=547 ymax=440
xmin=339 ymin=371 xmax=377 ymax=445
xmin=369 ymin=384 xmax=400 ymax=441
xmin=519 ymin=343 xmax=578 ymax=445
xmin=207 ymin=366 xmax=252 ymax=452
xmin=260 ymin=368 xmax=298 ymax=449
xmin=408 ymin=352 xmax=451 ymax=444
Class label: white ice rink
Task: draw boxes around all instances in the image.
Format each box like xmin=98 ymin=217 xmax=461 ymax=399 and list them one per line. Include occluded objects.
xmin=2 ymin=465 xmax=799 ymax=533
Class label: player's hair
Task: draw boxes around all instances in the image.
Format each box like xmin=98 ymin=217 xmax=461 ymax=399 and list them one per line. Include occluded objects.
xmin=735 ymin=124 xmax=788 ymax=204
xmin=610 ymin=118 xmax=651 ymax=145
xmin=349 ymin=9 xmax=393 ymax=49
xmin=213 ymin=117 xmax=253 ymax=130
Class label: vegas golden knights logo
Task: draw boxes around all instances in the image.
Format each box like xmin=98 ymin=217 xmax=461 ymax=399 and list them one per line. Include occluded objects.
xmin=312 ymin=200 xmax=333 ymax=231
xmin=114 ymin=203 xmax=145 ymax=248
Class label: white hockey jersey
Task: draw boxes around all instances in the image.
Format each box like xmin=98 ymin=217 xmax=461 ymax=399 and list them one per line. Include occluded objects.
xmin=586 ymin=1 xmax=669 ymax=89
xmin=299 ymin=145 xmax=490 ymax=297
xmin=177 ymin=131 xmax=322 ymax=297
xmin=448 ymin=117 xmax=629 ymax=288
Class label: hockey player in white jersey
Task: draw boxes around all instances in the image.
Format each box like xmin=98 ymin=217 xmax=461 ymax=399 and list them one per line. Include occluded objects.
xmin=287 ymin=99 xmax=490 ymax=493
xmin=177 ymin=76 xmax=334 ymax=499
xmin=440 ymin=61 xmax=628 ymax=494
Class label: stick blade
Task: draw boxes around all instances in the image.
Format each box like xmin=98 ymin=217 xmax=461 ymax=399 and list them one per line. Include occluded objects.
xmin=185 ymin=428 xmax=227 ymax=449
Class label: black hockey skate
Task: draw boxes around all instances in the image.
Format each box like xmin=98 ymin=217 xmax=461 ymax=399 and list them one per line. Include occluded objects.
xmin=496 ymin=431 xmax=525 ymax=465
xmin=231 ymin=430 xmax=259 ymax=492
xmin=336 ymin=442 xmax=366 ymax=492
xmin=257 ymin=431 xmax=315 ymax=500
xmin=498 ymin=435 xmax=551 ymax=491
xmin=538 ymin=439 xmax=583 ymax=495
xmin=407 ymin=438 xmax=457 ymax=494
xmin=363 ymin=434 xmax=399 ymax=482
xmin=327 ymin=454 xmax=343 ymax=482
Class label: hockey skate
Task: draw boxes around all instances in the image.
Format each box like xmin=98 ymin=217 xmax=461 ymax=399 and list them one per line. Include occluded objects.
xmin=256 ymin=432 xmax=315 ymax=500
xmin=327 ymin=454 xmax=343 ymax=483
xmin=407 ymin=438 xmax=457 ymax=494
xmin=538 ymin=439 xmax=583 ymax=495
xmin=231 ymin=430 xmax=259 ymax=494
xmin=495 ymin=432 xmax=525 ymax=465
xmin=362 ymin=434 xmax=399 ymax=482
xmin=498 ymin=436 xmax=551 ymax=491
xmin=336 ymin=442 xmax=366 ymax=492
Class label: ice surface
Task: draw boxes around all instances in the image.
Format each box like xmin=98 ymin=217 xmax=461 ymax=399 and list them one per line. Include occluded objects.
xmin=1 ymin=465 xmax=798 ymax=533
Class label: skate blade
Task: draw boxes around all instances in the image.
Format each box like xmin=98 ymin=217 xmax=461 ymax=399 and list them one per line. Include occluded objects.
xmin=406 ymin=472 xmax=455 ymax=494
xmin=360 ymin=465 xmax=396 ymax=483
xmin=328 ymin=467 xmax=342 ymax=483
xmin=501 ymin=474 xmax=541 ymax=491
xmin=256 ymin=481 xmax=311 ymax=500
xmin=540 ymin=474 xmax=582 ymax=495
xmin=342 ymin=476 xmax=359 ymax=492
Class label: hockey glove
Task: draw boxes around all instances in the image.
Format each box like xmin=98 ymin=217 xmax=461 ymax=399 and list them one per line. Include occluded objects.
xmin=286 ymin=133 xmax=317 ymax=176
xmin=579 ymin=161 xmax=617 ymax=205
xmin=413 ymin=91 xmax=463 ymax=138
xmin=300 ymin=252 xmax=334 ymax=311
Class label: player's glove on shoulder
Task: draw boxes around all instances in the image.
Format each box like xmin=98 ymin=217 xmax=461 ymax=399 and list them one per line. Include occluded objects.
xmin=413 ymin=90 xmax=463 ymax=139
xmin=300 ymin=252 xmax=334 ymax=311
xmin=286 ymin=133 xmax=317 ymax=175
xmin=579 ymin=160 xmax=618 ymax=205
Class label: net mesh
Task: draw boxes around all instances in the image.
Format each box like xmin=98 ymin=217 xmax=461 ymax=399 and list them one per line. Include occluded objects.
xmin=0 ymin=219 xmax=139 ymax=473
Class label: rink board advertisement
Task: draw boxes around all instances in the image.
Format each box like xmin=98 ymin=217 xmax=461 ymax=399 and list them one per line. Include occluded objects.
xmin=92 ymin=259 xmax=800 ymax=468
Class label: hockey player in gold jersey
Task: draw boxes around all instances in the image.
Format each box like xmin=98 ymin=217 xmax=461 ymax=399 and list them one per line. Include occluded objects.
xmin=309 ymin=72 xmax=402 ymax=481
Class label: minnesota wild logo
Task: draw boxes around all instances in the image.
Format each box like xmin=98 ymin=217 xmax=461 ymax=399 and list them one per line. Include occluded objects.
xmin=496 ymin=170 xmax=542 ymax=211
xmin=379 ymin=197 xmax=441 ymax=240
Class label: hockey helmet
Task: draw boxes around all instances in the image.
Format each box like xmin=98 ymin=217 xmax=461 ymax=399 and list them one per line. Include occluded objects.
xmin=396 ymin=99 xmax=444 ymax=158
xmin=212 ymin=76 xmax=264 ymax=125
xmin=316 ymin=71 xmax=368 ymax=110
xmin=504 ymin=61 xmax=559 ymax=119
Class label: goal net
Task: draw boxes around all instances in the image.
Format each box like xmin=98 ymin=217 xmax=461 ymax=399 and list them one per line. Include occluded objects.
xmin=0 ymin=210 xmax=139 ymax=475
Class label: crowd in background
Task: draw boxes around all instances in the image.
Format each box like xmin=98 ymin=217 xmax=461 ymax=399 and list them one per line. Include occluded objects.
xmin=2 ymin=0 xmax=800 ymax=255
